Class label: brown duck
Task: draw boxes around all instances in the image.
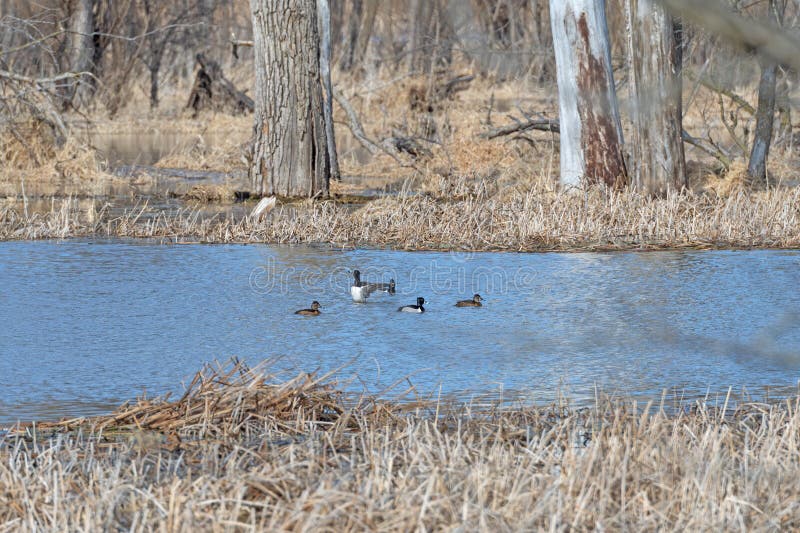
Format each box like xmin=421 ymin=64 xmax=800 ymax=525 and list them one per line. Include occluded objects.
xmin=295 ymin=301 xmax=321 ymax=316
xmin=455 ymin=294 xmax=483 ymax=307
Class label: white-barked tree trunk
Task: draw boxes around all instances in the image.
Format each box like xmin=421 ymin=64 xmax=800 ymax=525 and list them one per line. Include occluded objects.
xmin=550 ymin=0 xmax=627 ymax=188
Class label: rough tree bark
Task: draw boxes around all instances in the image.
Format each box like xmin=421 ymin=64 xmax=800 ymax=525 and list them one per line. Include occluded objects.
xmin=747 ymin=0 xmax=786 ymax=185
xmin=625 ymin=0 xmax=686 ymax=194
xmin=63 ymin=0 xmax=94 ymax=109
xmin=550 ymin=0 xmax=626 ymax=188
xmin=249 ymin=0 xmax=331 ymax=197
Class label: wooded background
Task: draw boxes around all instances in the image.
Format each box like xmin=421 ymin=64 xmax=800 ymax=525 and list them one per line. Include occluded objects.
xmin=1 ymin=1 xmax=798 ymax=193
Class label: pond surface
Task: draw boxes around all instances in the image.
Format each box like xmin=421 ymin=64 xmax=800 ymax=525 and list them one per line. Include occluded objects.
xmin=93 ymin=131 xmax=245 ymax=168
xmin=1 ymin=242 xmax=799 ymax=424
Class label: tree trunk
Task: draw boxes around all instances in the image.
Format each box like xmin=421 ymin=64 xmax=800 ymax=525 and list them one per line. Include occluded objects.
xmin=356 ymin=0 xmax=379 ymax=66
xmin=747 ymin=0 xmax=785 ymax=185
xmin=318 ymin=0 xmax=340 ymax=181
xmin=409 ymin=0 xmax=447 ymax=74
xmin=340 ymin=0 xmax=362 ymax=71
xmin=64 ymin=0 xmax=94 ymax=109
xmin=149 ymin=60 xmax=160 ymax=110
xmin=550 ymin=0 xmax=626 ymax=188
xmin=625 ymin=0 xmax=686 ymax=194
xmin=249 ymin=0 xmax=331 ymax=197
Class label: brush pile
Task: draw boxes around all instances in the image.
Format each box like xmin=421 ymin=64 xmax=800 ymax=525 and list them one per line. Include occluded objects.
xmin=26 ymin=360 xmax=366 ymax=440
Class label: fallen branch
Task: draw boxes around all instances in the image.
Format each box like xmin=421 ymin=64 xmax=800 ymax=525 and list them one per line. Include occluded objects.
xmin=383 ymin=136 xmax=432 ymax=159
xmin=332 ymin=88 xmax=380 ymax=155
xmin=681 ymin=129 xmax=733 ymax=168
xmin=332 ymin=88 xmax=428 ymax=172
xmin=440 ymin=74 xmax=474 ymax=98
xmin=480 ymin=118 xmax=560 ymax=139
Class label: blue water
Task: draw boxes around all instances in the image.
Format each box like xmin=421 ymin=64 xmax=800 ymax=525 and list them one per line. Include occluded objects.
xmin=1 ymin=240 xmax=799 ymax=423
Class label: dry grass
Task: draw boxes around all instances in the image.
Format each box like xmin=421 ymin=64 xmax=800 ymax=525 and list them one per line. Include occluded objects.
xmin=2 ymin=177 xmax=800 ymax=251
xmin=181 ymin=184 xmax=236 ymax=203
xmin=2 ymin=360 xmax=800 ymax=531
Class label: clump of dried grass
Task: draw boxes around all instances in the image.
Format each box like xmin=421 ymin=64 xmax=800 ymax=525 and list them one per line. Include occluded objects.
xmin=0 ymin=122 xmax=61 ymax=168
xmin=3 ymin=360 xmax=800 ymax=530
xmin=1 ymin=129 xmax=111 ymax=197
xmin=182 ymin=184 xmax=235 ymax=203
xmin=701 ymin=160 xmax=754 ymax=196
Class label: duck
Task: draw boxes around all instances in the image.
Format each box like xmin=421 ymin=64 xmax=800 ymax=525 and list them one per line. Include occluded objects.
xmin=295 ymin=301 xmax=321 ymax=316
xmin=398 ymin=297 xmax=425 ymax=313
xmin=455 ymin=294 xmax=483 ymax=307
xmin=350 ymin=269 xmax=396 ymax=303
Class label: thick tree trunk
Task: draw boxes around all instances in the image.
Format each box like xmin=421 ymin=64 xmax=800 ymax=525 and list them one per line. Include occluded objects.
xmin=64 ymin=0 xmax=94 ymax=109
xmin=249 ymin=0 xmax=330 ymax=197
xmin=550 ymin=0 xmax=626 ymax=188
xmin=626 ymin=0 xmax=686 ymax=194
xmin=747 ymin=0 xmax=785 ymax=184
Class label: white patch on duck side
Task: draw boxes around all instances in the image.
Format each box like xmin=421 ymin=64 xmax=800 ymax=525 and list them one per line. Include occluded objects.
xmin=351 ymin=285 xmax=369 ymax=303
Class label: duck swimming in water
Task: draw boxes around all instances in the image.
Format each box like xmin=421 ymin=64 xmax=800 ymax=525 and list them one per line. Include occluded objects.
xmin=455 ymin=294 xmax=483 ymax=307
xmin=398 ymin=297 xmax=425 ymax=313
xmin=295 ymin=301 xmax=321 ymax=316
xmin=350 ymin=269 xmax=396 ymax=303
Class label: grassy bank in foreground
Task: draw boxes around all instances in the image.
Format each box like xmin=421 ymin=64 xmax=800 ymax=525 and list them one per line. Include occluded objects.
xmin=2 ymin=362 xmax=800 ymax=531
xmin=2 ymin=180 xmax=800 ymax=251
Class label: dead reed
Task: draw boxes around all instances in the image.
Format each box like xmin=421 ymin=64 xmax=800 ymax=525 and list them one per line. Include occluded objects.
xmin=2 ymin=360 xmax=800 ymax=531
xmin=2 ymin=178 xmax=800 ymax=251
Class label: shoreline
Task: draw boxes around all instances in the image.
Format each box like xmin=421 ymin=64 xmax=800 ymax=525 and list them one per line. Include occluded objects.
xmin=3 ymin=362 xmax=800 ymax=529
xmin=3 ymin=184 xmax=800 ymax=251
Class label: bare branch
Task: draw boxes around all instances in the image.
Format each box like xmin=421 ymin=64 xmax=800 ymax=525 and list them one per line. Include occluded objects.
xmin=0 ymin=29 xmax=66 ymax=57
xmin=332 ymin=87 xmax=381 ymax=155
xmin=0 ymin=69 xmax=97 ymax=85
xmin=681 ymin=129 xmax=733 ymax=168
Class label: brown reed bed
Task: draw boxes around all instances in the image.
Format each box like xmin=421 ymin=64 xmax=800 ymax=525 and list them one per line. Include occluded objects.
xmin=2 ymin=178 xmax=800 ymax=251
xmin=2 ymin=360 xmax=800 ymax=531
